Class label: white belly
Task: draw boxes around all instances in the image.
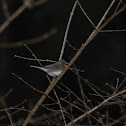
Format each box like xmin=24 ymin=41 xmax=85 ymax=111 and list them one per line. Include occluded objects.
xmin=48 ymin=70 xmax=62 ymax=77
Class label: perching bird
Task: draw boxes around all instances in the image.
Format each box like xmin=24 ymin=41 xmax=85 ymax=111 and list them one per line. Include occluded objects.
xmin=30 ymin=59 xmax=68 ymax=77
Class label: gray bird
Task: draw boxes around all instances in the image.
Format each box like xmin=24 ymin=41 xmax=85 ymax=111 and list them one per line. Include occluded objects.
xmin=30 ymin=59 xmax=68 ymax=77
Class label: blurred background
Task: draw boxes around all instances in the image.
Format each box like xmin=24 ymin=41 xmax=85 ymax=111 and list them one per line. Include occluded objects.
xmin=0 ymin=0 xmax=126 ymax=125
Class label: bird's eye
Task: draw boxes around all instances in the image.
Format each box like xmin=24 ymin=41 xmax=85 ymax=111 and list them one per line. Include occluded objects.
xmin=64 ymin=61 xmax=68 ymax=65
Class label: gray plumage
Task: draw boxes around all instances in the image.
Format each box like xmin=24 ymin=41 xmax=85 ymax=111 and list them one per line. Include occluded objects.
xmin=30 ymin=59 xmax=67 ymax=77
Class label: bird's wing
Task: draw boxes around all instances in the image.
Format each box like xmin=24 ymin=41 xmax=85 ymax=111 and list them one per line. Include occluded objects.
xmin=44 ymin=62 xmax=63 ymax=70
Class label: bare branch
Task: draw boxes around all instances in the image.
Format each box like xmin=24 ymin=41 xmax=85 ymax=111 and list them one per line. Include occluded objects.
xmin=66 ymin=89 xmax=126 ymax=126
xmin=0 ymin=5 xmax=26 ymax=34
xmin=101 ymin=29 xmax=126 ymax=32
xmin=59 ymin=1 xmax=77 ymax=61
xmin=0 ymin=89 xmax=13 ymax=102
xmin=0 ymin=29 xmax=57 ymax=48
xmin=1 ymin=0 xmax=10 ymax=18
xmin=0 ymin=0 xmax=47 ymax=34
xmin=24 ymin=44 xmax=42 ymax=66
xmin=5 ymin=110 xmax=15 ymax=126
xmin=77 ymin=0 xmax=96 ymax=29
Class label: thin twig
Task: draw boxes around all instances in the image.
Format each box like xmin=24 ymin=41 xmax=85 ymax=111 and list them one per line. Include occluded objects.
xmin=77 ymin=0 xmax=96 ymax=29
xmin=101 ymin=29 xmax=126 ymax=32
xmin=107 ymin=114 xmax=126 ymax=126
xmin=32 ymin=0 xmax=48 ymax=7
xmin=0 ymin=99 xmax=27 ymax=120
xmin=5 ymin=110 xmax=15 ymax=126
xmin=0 ymin=89 xmax=13 ymax=102
xmin=72 ymin=70 xmax=106 ymax=100
xmin=0 ymin=29 xmax=57 ymax=48
xmin=1 ymin=0 xmax=10 ymax=18
xmin=86 ymin=80 xmax=109 ymax=96
xmin=66 ymin=89 xmax=126 ymax=126
xmin=0 ymin=99 xmax=29 ymax=112
xmin=97 ymin=0 xmax=116 ymax=28
xmin=66 ymin=40 xmax=79 ymax=50
xmin=99 ymin=5 xmax=126 ymax=31
xmin=59 ymin=1 xmax=77 ymax=61
xmin=114 ymin=0 xmax=122 ymax=14
xmin=60 ymin=83 xmax=90 ymax=111
xmin=24 ymin=44 xmax=42 ymax=66
xmin=0 ymin=110 xmax=20 ymax=120
xmin=54 ymin=91 xmax=66 ymax=125
xmin=47 ymin=76 xmax=67 ymax=125
xmin=117 ymin=77 xmax=126 ymax=91
xmin=0 ymin=107 xmax=29 ymax=113
xmin=0 ymin=0 xmax=47 ymax=34
xmin=0 ymin=5 xmax=26 ymax=34
xmin=72 ymin=62 xmax=92 ymax=126
xmin=12 ymin=73 xmax=57 ymax=103
xmin=110 ymin=68 xmax=126 ymax=75
xmin=113 ymin=78 xmax=120 ymax=95
xmin=61 ymin=98 xmax=104 ymax=125
xmin=15 ymin=55 xmax=56 ymax=63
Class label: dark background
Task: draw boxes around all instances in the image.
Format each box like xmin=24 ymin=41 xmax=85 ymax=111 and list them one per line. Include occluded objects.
xmin=0 ymin=0 xmax=126 ymax=125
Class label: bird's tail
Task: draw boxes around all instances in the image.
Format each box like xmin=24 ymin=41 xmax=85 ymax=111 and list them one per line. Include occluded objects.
xmin=30 ymin=65 xmax=43 ymax=70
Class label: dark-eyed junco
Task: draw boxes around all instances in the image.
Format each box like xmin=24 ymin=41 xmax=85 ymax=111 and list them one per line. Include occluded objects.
xmin=30 ymin=59 xmax=68 ymax=77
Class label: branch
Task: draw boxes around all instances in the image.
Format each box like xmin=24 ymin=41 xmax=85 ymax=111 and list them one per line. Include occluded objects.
xmin=59 ymin=1 xmax=77 ymax=61
xmin=66 ymin=89 xmax=126 ymax=126
xmin=0 ymin=5 xmax=26 ymax=34
xmin=1 ymin=0 xmax=10 ymax=18
xmin=0 ymin=0 xmax=47 ymax=34
xmin=0 ymin=29 xmax=57 ymax=48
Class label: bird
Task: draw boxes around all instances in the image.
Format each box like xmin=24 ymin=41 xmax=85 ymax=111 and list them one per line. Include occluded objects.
xmin=30 ymin=59 xmax=68 ymax=77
